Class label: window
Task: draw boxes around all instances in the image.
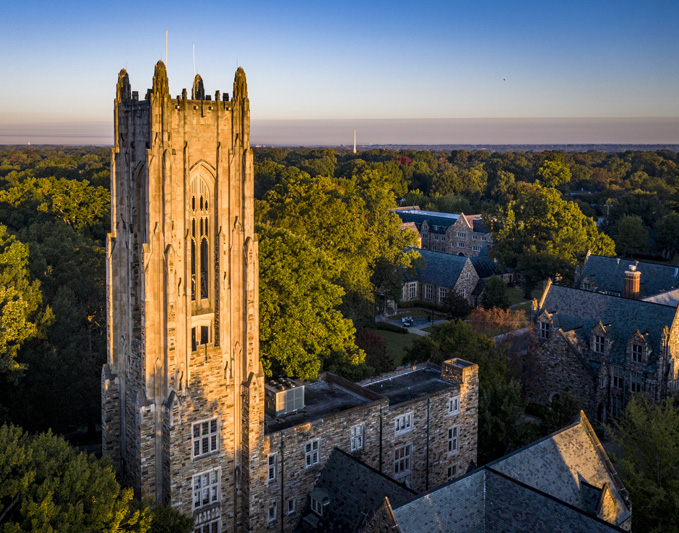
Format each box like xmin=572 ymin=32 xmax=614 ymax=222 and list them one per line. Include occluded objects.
xmin=457 ymin=232 xmax=466 ymax=238
xmin=460 ymin=289 xmax=467 ymax=298
xmin=631 ymin=372 xmax=643 ymax=393
xmin=193 ymin=468 xmax=220 ymax=510
xmin=190 ymin=177 xmax=212 ymax=303
xmin=472 ymin=246 xmax=481 ymax=252
xmin=193 ymin=418 xmax=219 ymax=458
xmin=481 ymin=235 xmax=487 ymax=241
xmin=394 ymin=412 xmax=413 ymax=435
xmin=408 ymin=282 xmax=417 ymax=300
xmin=449 ymin=395 xmax=460 ymax=415
xmin=268 ymin=503 xmax=277 ymax=523
xmin=287 ymin=499 xmax=296 ymax=515
xmin=425 ymin=284 xmax=434 ymax=301
xmin=311 ymin=497 xmax=323 ymax=516
xmin=448 ymin=426 xmax=459 ymax=453
xmin=305 ymin=439 xmax=320 ymax=467
xmin=441 ymin=237 xmax=446 ymax=242
xmin=472 ymin=234 xmax=478 ymax=240
xmin=583 ymin=281 xmax=591 ymax=290
xmin=394 ymin=444 xmax=412 ymax=477
xmin=433 ymin=235 xmax=438 ymax=241
xmin=350 ymin=424 xmax=364 ymax=452
xmin=612 ymin=367 xmax=624 ymax=389
xmin=439 ymin=287 xmax=448 ymax=302
xmin=631 ymin=344 xmax=644 ymax=363
xmin=447 ymin=464 xmax=457 ymax=480
xmin=458 ymin=242 xmax=465 ymax=248
xmin=268 ymin=454 xmax=277 ymax=482
xmin=195 ymin=519 xmax=220 ymax=533
xmin=594 ymin=335 xmax=605 ymax=353
xmin=539 ymin=321 xmax=550 ymax=339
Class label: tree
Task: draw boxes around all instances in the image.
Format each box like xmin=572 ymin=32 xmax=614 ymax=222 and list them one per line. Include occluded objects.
xmin=258 ymin=225 xmax=364 ymax=380
xmin=149 ymin=505 xmax=193 ymax=533
xmin=0 ymin=424 xmax=150 ymax=531
xmin=480 ymin=276 xmax=510 ymax=310
xmin=537 ymin=154 xmax=571 ymax=188
xmin=655 ymin=213 xmax=679 ymax=261
xmin=609 ymin=396 xmax=679 ymax=532
xmin=441 ymin=290 xmax=472 ymax=320
xmin=0 ymin=225 xmax=50 ymax=377
xmin=492 ymin=185 xmax=615 ymax=296
xmin=356 ymin=328 xmax=393 ymax=375
xmin=467 ymin=307 xmax=529 ymax=338
xmin=613 ymin=215 xmax=649 ymax=257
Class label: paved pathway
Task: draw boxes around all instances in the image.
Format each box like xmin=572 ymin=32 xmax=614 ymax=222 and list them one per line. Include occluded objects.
xmin=376 ymin=315 xmax=448 ymax=336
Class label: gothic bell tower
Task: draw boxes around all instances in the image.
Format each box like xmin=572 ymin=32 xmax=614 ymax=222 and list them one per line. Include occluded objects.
xmin=102 ymin=61 xmax=265 ymax=531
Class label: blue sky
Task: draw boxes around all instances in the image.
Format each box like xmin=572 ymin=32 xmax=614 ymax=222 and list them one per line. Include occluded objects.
xmin=1 ymin=0 xmax=677 ymax=144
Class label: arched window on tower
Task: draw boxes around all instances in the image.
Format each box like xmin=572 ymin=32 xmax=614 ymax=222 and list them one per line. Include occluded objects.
xmin=190 ymin=177 xmax=212 ymax=306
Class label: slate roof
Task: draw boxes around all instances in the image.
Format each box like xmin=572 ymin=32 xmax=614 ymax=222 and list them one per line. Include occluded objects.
xmin=470 ymin=255 xmax=502 ymax=279
xmin=296 ymin=448 xmax=415 ymax=532
xmin=539 ymin=284 xmax=677 ymax=367
xmin=580 ymin=254 xmax=679 ymax=298
xmin=391 ymin=412 xmax=630 ymax=532
xmin=395 ymin=209 xmax=461 ymax=233
xmin=643 ymin=287 xmax=679 ymax=307
xmin=404 ymin=248 xmax=470 ymax=287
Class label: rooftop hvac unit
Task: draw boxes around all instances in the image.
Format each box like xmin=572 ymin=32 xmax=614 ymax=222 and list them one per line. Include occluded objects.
xmin=265 ymin=378 xmax=305 ymax=417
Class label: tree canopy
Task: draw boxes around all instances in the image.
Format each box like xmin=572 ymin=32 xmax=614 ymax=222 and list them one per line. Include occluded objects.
xmin=0 ymin=424 xmax=150 ymax=532
xmin=492 ymin=185 xmax=615 ymax=294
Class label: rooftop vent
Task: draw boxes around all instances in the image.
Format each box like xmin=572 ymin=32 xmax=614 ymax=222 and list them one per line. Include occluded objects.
xmin=265 ymin=378 xmax=305 ymax=417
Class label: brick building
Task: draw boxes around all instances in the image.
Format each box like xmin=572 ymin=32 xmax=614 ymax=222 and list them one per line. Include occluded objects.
xmin=528 ymin=280 xmax=679 ymax=421
xmin=394 ymin=207 xmax=492 ymax=257
xmin=401 ymin=249 xmax=479 ymax=306
xmin=102 ymin=62 xmax=479 ymax=532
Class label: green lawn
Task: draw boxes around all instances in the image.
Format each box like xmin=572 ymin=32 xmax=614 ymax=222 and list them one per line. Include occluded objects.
xmin=506 ymin=286 xmax=543 ymax=306
xmin=375 ymin=330 xmax=418 ymax=367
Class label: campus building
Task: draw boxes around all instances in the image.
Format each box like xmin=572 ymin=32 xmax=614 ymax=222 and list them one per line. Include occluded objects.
xmin=101 ymin=62 xmax=479 ymax=532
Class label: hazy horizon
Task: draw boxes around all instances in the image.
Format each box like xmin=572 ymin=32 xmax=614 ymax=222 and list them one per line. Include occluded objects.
xmin=1 ymin=117 xmax=677 ymax=147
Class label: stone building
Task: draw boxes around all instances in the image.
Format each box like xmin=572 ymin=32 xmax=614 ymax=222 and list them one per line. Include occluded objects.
xmin=102 ymin=62 xmax=479 ymax=532
xmin=301 ymin=411 xmax=630 ymax=532
xmin=394 ymin=207 xmax=492 ymax=257
xmin=528 ymin=280 xmax=679 ymax=421
xmin=401 ymin=248 xmax=479 ymax=306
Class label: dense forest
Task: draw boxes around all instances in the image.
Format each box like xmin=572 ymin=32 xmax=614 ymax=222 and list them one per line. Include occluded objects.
xmin=0 ymin=145 xmax=678 ymax=530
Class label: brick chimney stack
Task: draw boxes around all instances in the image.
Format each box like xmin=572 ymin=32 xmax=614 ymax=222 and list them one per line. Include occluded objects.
xmin=624 ymin=264 xmax=641 ymax=299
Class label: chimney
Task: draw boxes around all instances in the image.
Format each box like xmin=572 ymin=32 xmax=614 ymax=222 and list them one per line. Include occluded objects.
xmin=624 ymin=264 xmax=641 ymax=299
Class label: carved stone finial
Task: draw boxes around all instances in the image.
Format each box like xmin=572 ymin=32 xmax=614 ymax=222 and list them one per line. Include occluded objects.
xmin=233 ymin=67 xmax=247 ymax=99
xmin=116 ymin=69 xmax=131 ymax=101
xmin=152 ymin=60 xmax=169 ymax=95
xmin=192 ymin=74 xmax=205 ymax=100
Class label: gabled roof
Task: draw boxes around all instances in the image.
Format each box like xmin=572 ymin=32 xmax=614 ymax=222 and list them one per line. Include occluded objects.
xmin=395 ymin=209 xmax=461 ymax=232
xmin=581 ymin=254 xmax=679 ymax=298
xmin=391 ymin=412 xmax=630 ymax=532
xmin=296 ymin=448 xmax=414 ymax=532
xmin=470 ymin=255 xmax=502 ymax=279
xmin=539 ymin=284 xmax=677 ymax=365
xmin=404 ymin=248 xmax=470 ymax=287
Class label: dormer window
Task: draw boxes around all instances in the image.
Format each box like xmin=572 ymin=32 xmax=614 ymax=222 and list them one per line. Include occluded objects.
xmin=594 ymin=335 xmax=605 ymax=353
xmin=539 ymin=321 xmax=550 ymax=339
xmin=631 ymin=344 xmax=644 ymax=364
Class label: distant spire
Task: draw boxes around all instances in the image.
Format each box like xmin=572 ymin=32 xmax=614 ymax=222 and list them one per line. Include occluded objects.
xmin=353 ymin=129 xmax=357 ymax=154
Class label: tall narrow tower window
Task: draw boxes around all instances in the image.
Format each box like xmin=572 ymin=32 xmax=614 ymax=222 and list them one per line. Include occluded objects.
xmin=189 ymin=177 xmax=212 ymax=306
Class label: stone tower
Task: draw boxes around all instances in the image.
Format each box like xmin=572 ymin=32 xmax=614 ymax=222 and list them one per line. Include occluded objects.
xmin=102 ymin=61 xmax=265 ymax=532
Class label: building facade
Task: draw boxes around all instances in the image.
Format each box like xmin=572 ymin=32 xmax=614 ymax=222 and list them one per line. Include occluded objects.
xmin=394 ymin=207 xmax=492 ymax=257
xmin=528 ymin=280 xmax=679 ymax=421
xmin=400 ymin=249 xmax=479 ymax=306
xmin=102 ymin=63 xmax=479 ymax=532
